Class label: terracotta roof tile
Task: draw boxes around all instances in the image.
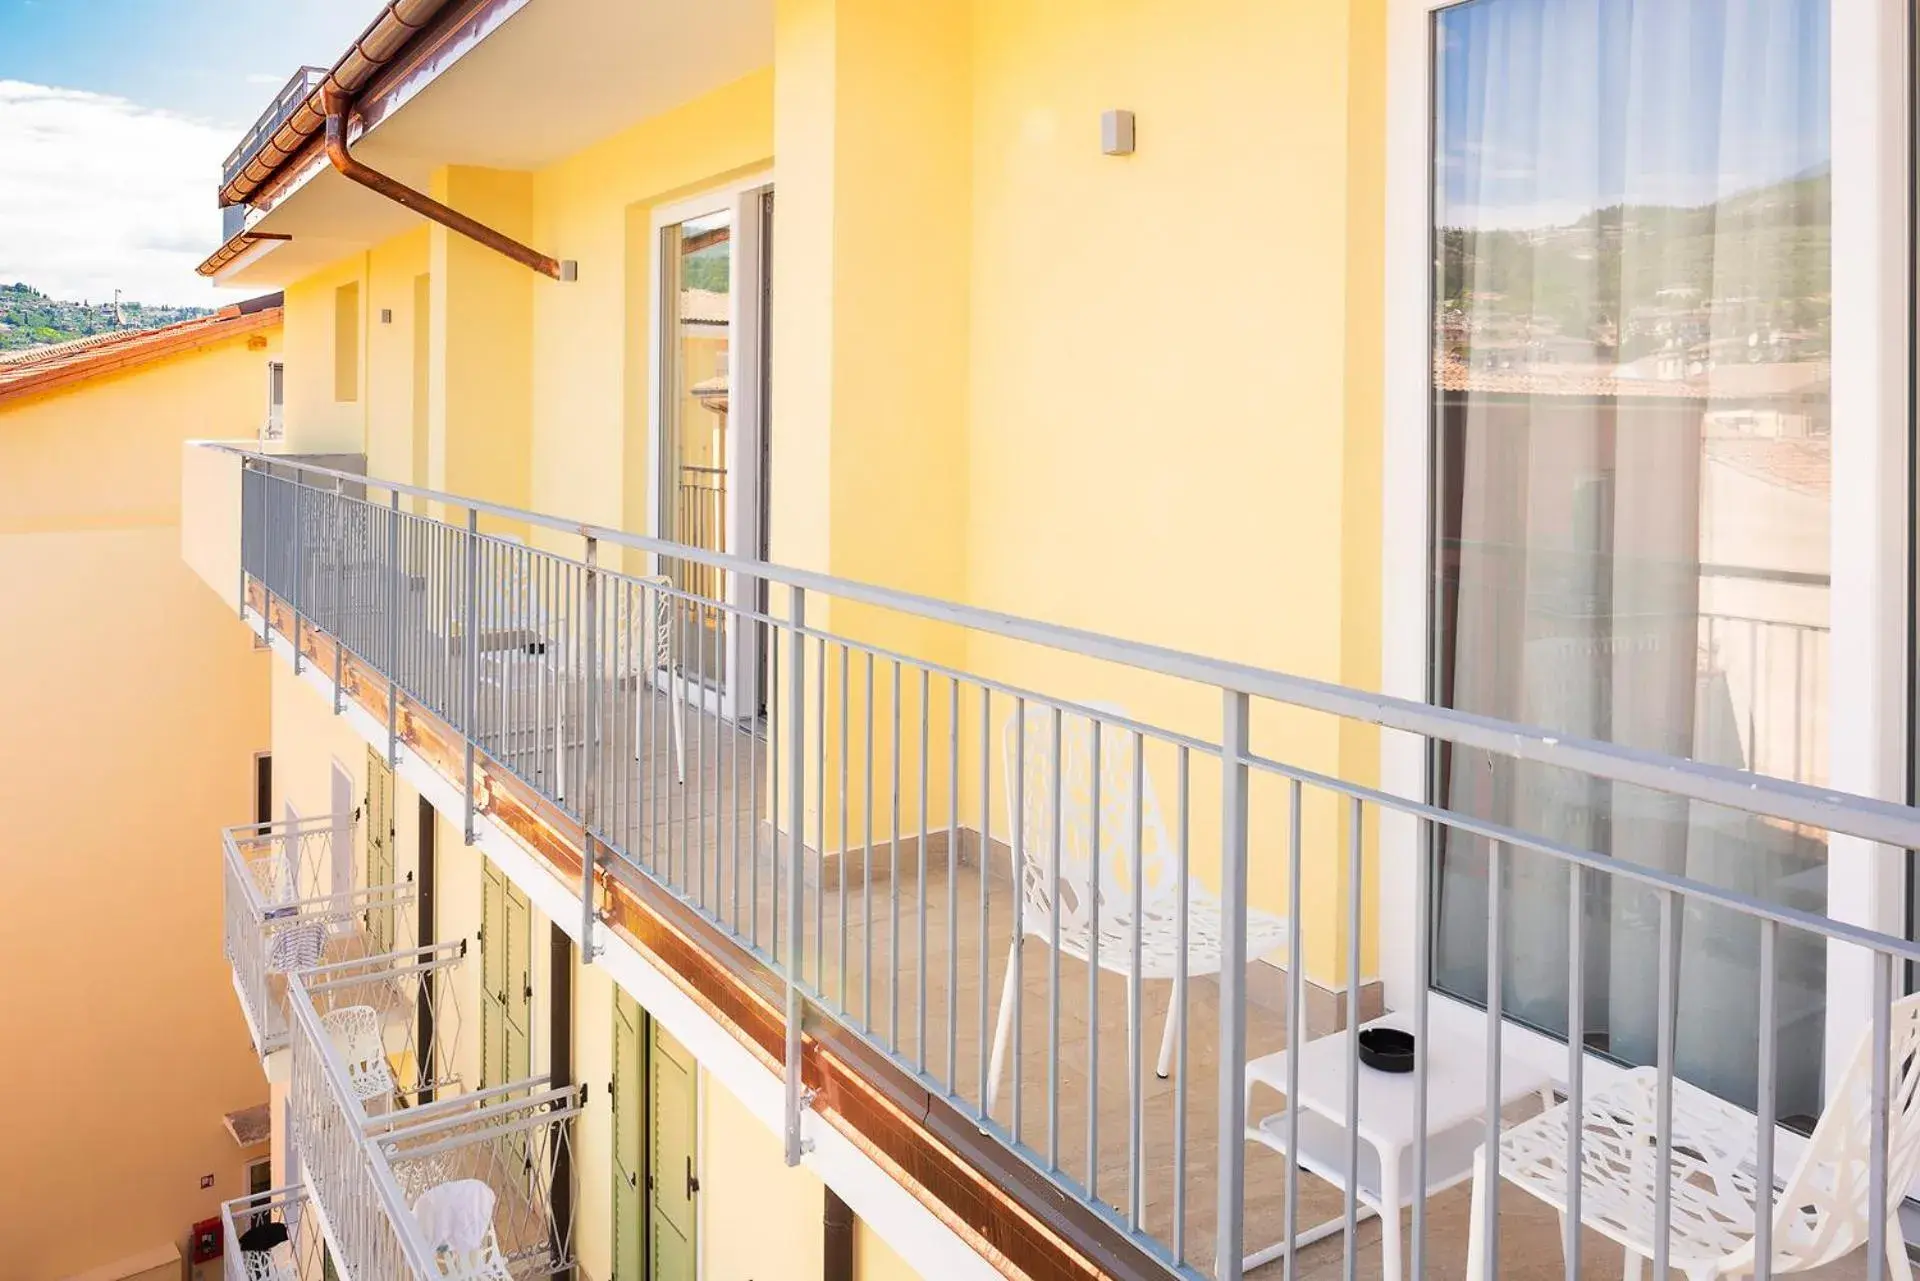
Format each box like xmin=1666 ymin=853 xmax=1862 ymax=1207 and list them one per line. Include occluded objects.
xmin=0 ymin=294 xmax=282 ymax=408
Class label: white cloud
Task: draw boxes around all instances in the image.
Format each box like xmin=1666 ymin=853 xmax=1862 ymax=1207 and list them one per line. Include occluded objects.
xmin=0 ymin=80 xmax=233 ymax=307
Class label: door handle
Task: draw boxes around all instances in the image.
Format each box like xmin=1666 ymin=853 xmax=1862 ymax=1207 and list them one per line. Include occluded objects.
xmin=627 ymin=1170 xmax=638 ymax=1189
xmin=686 ymin=1155 xmax=699 ymax=1198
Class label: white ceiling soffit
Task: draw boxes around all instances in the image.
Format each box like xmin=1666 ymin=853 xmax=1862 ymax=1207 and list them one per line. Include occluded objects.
xmin=355 ymin=0 xmax=771 ymax=171
xmin=215 ymin=0 xmax=770 ymax=286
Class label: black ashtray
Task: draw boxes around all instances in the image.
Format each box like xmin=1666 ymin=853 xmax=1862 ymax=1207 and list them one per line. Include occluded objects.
xmin=1357 ymin=1027 xmax=1416 ymax=1074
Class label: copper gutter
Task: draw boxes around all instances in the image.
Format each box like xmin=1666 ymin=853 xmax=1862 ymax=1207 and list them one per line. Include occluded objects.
xmin=321 ymin=87 xmax=569 ymax=281
xmin=199 ymin=232 xmax=292 ymax=278
xmin=221 ymin=0 xmax=453 ymax=211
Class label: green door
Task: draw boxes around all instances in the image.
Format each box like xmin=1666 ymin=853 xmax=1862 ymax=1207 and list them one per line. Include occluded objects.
xmin=364 ymin=747 xmax=395 ymax=951
xmin=612 ymin=991 xmax=646 ymax=1281
xmin=650 ymin=1022 xmax=698 ymax=1281
xmin=481 ymin=863 xmax=532 ymax=1087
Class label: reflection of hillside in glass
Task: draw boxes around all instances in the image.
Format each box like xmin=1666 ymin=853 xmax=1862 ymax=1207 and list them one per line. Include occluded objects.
xmin=1427 ymin=0 xmax=1831 ymax=1121
xmin=1437 ymin=167 xmax=1830 ymax=376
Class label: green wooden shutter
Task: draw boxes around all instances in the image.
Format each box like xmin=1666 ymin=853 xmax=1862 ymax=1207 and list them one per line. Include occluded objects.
xmin=612 ymin=991 xmax=645 ymax=1281
xmin=505 ymin=880 xmax=531 ymax=1083
xmin=481 ymin=863 xmax=503 ymax=1086
xmin=364 ymin=747 xmax=395 ymax=952
xmin=649 ymin=1021 xmax=698 ymax=1281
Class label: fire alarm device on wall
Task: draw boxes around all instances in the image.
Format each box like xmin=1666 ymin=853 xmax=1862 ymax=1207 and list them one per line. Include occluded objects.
xmin=189 ymin=1216 xmax=223 ymax=1263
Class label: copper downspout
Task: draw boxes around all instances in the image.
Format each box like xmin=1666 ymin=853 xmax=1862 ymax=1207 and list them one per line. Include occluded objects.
xmin=322 ymin=87 xmax=571 ymax=281
xmin=823 ymin=1189 xmax=854 ymax=1281
xmin=221 ymin=0 xmax=453 ymax=210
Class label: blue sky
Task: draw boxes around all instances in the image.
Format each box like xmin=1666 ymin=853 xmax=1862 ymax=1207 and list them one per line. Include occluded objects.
xmin=0 ymin=0 xmax=374 ymax=304
xmin=1436 ymin=0 xmax=1830 ymax=229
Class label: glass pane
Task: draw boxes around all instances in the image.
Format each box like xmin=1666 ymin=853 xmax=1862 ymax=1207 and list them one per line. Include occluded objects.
xmin=1429 ymin=0 xmax=1831 ymax=1117
xmin=660 ymin=209 xmax=732 ymax=688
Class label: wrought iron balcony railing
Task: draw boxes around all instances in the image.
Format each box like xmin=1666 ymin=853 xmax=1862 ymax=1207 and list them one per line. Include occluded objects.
xmin=285 ymin=941 xmax=581 ymax=1279
xmin=227 ymin=447 xmax=1920 ymax=1281
xmin=224 ymin=814 xmax=416 ymax=1059
xmin=221 ymin=1182 xmax=330 ymax=1281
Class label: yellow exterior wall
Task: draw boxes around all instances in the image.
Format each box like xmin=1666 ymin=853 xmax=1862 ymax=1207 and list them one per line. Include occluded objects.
xmin=278 ymin=229 xmax=430 ymax=471
xmin=958 ymin=0 xmax=1387 ymax=981
xmin=700 ymin=1078 xmax=826 ymax=1280
xmin=284 ymin=257 xmax=370 ymax=454
xmin=211 ymin=3 xmax=1395 ymax=1273
xmin=528 ymin=69 xmax=774 ymax=540
xmin=854 ymin=1220 xmax=921 ymax=1281
xmin=432 ymin=166 xmax=536 ymax=523
xmin=366 ymin=228 xmax=434 ymax=489
xmin=0 ymin=333 xmax=275 ymax=1278
xmin=770 ymin=0 xmax=973 ymax=849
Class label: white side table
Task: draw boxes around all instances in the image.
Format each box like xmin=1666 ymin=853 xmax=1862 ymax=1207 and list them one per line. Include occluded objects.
xmin=1243 ymin=1009 xmax=1554 ymax=1280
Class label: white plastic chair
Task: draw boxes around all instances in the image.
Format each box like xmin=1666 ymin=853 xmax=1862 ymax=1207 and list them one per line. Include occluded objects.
xmin=622 ymin=575 xmax=686 ymax=784
xmin=413 ymin=1178 xmax=514 ymax=1280
xmin=249 ymin=854 xmax=296 ymax=908
xmin=1467 ymin=993 xmax=1920 ymax=1280
xmin=985 ymin=704 xmax=1292 ymax=1107
xmin=321 ymin=1003 xmax=398 ymax=1108
xmin=241 ymin=1244 xmax=295 ymax=1281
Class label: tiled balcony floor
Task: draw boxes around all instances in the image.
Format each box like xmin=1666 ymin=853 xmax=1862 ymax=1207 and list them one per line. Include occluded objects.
xmin=460 ymin=686 xmax=1887 ymax=1281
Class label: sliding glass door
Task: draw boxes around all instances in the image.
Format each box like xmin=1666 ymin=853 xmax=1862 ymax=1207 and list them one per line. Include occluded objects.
xmin=655 ymin=179 xmax=772 ymax=721
xmin=1426 ymin=0 xmax=1833 ymax=1118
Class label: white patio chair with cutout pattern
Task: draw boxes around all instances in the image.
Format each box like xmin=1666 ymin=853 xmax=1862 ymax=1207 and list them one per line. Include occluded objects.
xmin=985 ymin=703 xmax=1292 ymax=1108
xmin=321 ymin=1003 xmax=397 ymax=1110
xmin=1467 ymin=992 xmax=1920 ymax=1281
xmin=413 ymin=1178 xmax=514 ymax=1281
xmin=239 ymin=1239 xmax=295 ymax=1281
xmin=621 ymin=575 xmax=685 ymax=784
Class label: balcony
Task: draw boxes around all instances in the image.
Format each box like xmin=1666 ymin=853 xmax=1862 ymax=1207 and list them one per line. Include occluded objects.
xmin=193 ymin=443 xmax=1920 ymax=1281
xmin=219 ymin=66 xmax=327 ymax=238
xmin=221 ymin=1183 xmax=330 ymax=1281
xmin=223 ymin=814 xmax=416 ymax=1064
xmin=285 ymin=942 xmax=582 ymax=1279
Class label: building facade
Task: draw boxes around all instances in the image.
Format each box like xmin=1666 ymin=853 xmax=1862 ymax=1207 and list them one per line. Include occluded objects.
xmin=0 ymin=301 xmax=282 ymax=1278
xmin=176 ymin=2 xmax=1920 ymax=1280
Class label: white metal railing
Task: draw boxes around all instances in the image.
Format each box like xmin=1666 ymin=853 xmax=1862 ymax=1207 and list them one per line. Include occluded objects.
xmin=232 ymin=445 xmax=1920 ymax=1281
xmin=285 ymin=943 xmax=580 ymax=1279
xmin=221 ymin=1182 xmax=330 ymax=1281
xmin=223 ymin=814 xmax=415 ymax=1058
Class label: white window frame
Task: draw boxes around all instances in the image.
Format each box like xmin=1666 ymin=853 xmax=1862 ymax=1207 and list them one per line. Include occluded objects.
xmin=646 ymin=169 xmax=776 ymax=724
xmin=264 ymin=359 xmax=286 ymax=444
xmin=1378 ymin=0 xmax=1910 ymax=1105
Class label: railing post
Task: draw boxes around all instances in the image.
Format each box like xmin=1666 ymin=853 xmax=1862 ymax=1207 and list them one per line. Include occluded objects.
xmin=462 ymin=507 xmax=480 ymax=845
xmin=581 ymin=534 xmax=602 ymax=963
xmin=1216 ymin=689 xmax=1250 ymax=1281
xmin=330 ymin=482 xmax=345 ymax=713
xmin=784 ymin=584 xmax=809 ymax=1166
xmin=387 ymin=490 xmax=401 ymax=767
xmin=257 ymin=469 xmax=272 ymax=647
xmin=291 ymin=478 xmax=304 ymax=674
xmin=237 ymin=459 xmax=251 ymax=619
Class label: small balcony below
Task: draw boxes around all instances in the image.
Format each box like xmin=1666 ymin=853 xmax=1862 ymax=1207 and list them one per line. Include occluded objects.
xmin=220 ymin=1183 xmax=329 ymax=1281
xmin=223 ymin=814 xmax=416 ymax=1069
xmin=286 ymin=942 xmax=583 ymax=1279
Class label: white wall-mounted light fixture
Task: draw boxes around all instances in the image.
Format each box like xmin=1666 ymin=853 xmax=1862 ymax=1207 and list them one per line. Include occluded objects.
xmin=1101 ymin=109 xmax=1136 ymax=156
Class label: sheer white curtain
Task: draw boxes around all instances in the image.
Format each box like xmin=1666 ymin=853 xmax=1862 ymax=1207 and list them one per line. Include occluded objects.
xmin=1429 ymin=0 xmax=1831 ymax=1117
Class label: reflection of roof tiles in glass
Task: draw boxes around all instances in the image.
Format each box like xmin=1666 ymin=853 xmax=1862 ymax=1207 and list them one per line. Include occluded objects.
xmin=677 ymin=289 xmax=729 ymax=325
xmin=1433 ymin=357 xmax=1830 ymax=403
xmin=1705 ymin=437 xmax=1830 ymax=497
